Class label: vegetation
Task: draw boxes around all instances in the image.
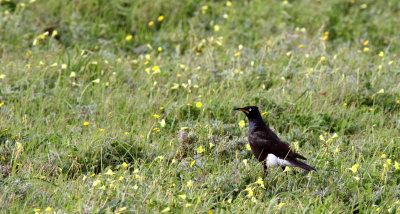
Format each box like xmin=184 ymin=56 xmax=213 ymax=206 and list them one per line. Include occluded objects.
xmin=1 ymin=0 xmax=400 ymax=213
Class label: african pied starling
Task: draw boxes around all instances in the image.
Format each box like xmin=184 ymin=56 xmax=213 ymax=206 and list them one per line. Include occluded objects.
xmin=235 ymin=106 xmax=316 ymax=173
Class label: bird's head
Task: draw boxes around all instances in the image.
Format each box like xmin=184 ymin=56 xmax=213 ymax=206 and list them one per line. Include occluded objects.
xmin=234 ymin=106 xmax=261 ymax=118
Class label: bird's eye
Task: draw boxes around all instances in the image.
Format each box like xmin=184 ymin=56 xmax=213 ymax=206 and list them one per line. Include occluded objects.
xmin=249 ymin=108 xmax=252 ymax=111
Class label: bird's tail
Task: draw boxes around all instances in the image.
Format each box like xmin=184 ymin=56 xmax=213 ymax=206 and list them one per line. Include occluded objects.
xmin=289 ymin=158 xmax=316 ymax=171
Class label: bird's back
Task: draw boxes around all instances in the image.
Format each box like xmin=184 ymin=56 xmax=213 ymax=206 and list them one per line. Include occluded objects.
xmin=248 ymin=125 xmax=306 ymax=162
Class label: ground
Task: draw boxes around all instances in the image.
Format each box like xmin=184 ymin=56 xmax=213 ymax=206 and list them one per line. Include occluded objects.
xmin=0 ymin=0 xmax=400 ymax=213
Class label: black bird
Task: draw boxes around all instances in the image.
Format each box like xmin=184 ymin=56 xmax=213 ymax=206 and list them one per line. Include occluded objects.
xmin=235 ymin=106 xmax=316 ymax=173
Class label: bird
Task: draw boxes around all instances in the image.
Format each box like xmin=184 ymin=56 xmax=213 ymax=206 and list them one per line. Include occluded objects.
xmin=235 ymin=106 xmax=316 ymax=173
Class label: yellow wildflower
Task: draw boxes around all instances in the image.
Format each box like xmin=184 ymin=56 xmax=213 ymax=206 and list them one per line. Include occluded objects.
xmin=45 ymin=207 xmax=52 ymax=211
xmin=234 ymin=52 xmax=241 ymax=57
xmin=185 ymin=204 xmax=192 ymax=207
xmin=395 ymin=161 xmax=399 ymax=170
xmin=92 ymin=180 xmax=101 ymax=187
xmin=349 ymin=164 xmax=359 ymax=173
xmin=104 ymin=169 xmax=115 ymax=176
xmin=0 ymin=74 xmax=6 ymax=79
xmin=321 ymin=56 xmax=326 ymax=61
xmin=148 ymin=21 xmax=154 ymax=26
xmin=255 ymin=177 xmax=265 ymax=188
xmin=159 ymin=119 xmax=166 ymax=127
xmin=152 ymin=65 xmax=160 ymax=72
xmin=283 ymin=166 xmax=291 ymax=173
xmin=209 ymin=143 xmax=215 ymax=149
xmin=226 ymin=1 xmax=232 ymax=6
xmin=278 ymin=203 xmax=286 ymax=208
xmin=83 ymin=122 xmax=90 ymax=126
xmin=239 ymin=120 xmax=245 ymax=128
xmin=195 ymin=102 xmax=202 ymax=108
xmin=363 ymin=40 xmax=369 ymax=46
xmin=158 ymin=16 xmax=164 ymax=22
xmin=377 ymin=89 xmax=384 ymax=94
xmin=379 ymin=51 xmax=384 ymax=57
xmin=171 ymin=83 xmax=179 ymax=89
xmin=201 ymin=5 xmax=208 ymax=14
xmin=125 ymin=35 xmax=133 ymax=41
xmin=197 ymin=146 xmax=204 ymax=154
xmin=245 ymin=187 xmax=253 ymax=198
xmin=153 ymin=114 xmax=160 ymax=118
xmin=161 ymin=207 xmax=170 ymax=213
xmin=363 ymin=47 xmax=369 ymax=52
xmin=323 ymin=31 xmax=329 ymax=40
xmin=92 ymin=78 xmax=100 ymax=83
xmin=246 ymin=144 xmax=251 ymax=151
xmin=381 ymin=154 xmax=386 ymax=158
xmin=118 ymin=207 xmax=127 ymax=212
xmin=118 ymin=176 xmax=124 ymax=181
xmin=187 ymin=180 xmax=193 ymax=187
xmin=214 ymin=25 xmax=220 ymax=32
xmin=178 ymin=194 xmax=187 ymax=199
xmin=190 ymin=160 xmax=196 ymax=167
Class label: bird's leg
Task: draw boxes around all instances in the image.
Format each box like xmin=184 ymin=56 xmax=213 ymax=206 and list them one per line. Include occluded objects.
xmin=263 ymin=161 xmax=268 ymax=175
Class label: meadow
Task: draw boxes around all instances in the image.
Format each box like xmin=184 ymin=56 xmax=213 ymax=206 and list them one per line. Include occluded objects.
xmin=1 ymin=0 xmax=400 ymax=213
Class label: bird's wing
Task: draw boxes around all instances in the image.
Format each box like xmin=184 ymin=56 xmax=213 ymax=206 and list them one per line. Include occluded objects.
xmin=249 ymin=129 xmax=307 ymax=160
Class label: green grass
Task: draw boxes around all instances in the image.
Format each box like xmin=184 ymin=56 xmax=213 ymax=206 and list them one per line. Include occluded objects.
xmin=1 ymin=0 xmax=400 ymax=213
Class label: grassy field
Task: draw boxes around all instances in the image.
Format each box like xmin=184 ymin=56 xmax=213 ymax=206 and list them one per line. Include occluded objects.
xmin=1 ymin=0 xmax=400 ymax=213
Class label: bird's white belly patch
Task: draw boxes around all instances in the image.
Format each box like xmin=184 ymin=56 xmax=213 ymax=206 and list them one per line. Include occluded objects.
xmin=265 ymin=153 xmax=294 ymax=167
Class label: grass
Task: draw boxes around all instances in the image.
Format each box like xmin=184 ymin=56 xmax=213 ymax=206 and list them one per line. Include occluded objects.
xmin=1 ymin=0 xmax=400 ymax=213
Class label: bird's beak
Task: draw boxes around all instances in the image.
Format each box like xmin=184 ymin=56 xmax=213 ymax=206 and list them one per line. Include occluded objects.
xmin=235 ymin=107 xmax=249 ymax=114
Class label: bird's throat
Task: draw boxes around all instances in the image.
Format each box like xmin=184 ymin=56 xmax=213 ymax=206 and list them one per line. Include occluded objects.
xmin=248 ymin=116 xmax=267 ymax=132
